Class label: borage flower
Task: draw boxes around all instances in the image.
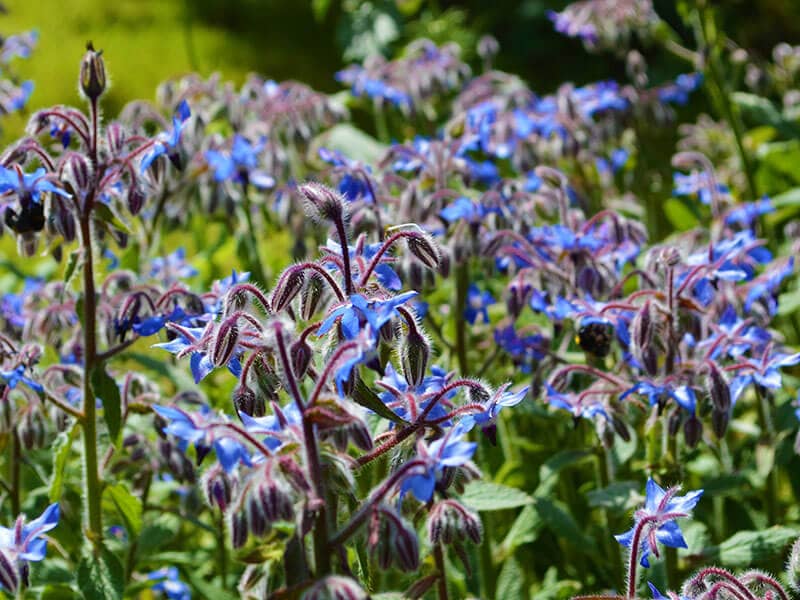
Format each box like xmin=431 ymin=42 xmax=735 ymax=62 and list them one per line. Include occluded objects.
xmin=615 ymin=478 xmax=702 ymax=567
xmin=0 ymin=503 xmax=60 ymax=593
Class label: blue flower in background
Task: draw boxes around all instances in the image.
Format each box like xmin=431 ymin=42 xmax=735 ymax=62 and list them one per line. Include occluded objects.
xmin=147 ymin=566 xmax=191 ymax=600
xmin=658 ymin=73 xmax=703 ymax=105
xmin=460 ymin=384 xmax=528 ymax=432
xmin=153 ymin=326 xmax=242 ymax=383
xmin=0 ymin=365 xmax=43 ymax=393
xmin=725 ymin=197 xmax=773 ymax=229
xmin=205 ymin=134 xmax=275 ymax=189
xmin=616 ymin=478 xmax=702 ymax=567
xmin=150 ymin=248 xmax=198 ymax=284
xmin=440 ymin=196 xmax=484 ymax=224
xmin=140 ymin=100 xmax=191 ymax=172
xmin=465 ymin=284 xmax=494 ymax=325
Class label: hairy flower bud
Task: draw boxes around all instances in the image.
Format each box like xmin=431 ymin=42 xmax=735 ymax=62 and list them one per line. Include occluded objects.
xmin=229 ymin=511 xmax=248 ymax=549
xmin=407 ymin=232 xmax=441 ymax=270
xmin=272 ymin=268 xmax=305 ymax=313
xmin=300 ymin=273 xmax=325 ymax=320
xmin=787 ymin=537 xmax=800 ymax=592
xmin=290 ymin=338 xmax=312 ymax=379
xmin=211 ymin=318 xmax=239 ymax=368
xmin=202 ymin=464 xmax=234 ymax=512
xmin=711 ymin=408 xmax=729 ymax=438
xmin=233 ymin=385 xmax=265 ymax=418
xmin=428 ymin=500 xmax=483 ymax=546
xmin=401 ymin=327 xmax=430 ymax=388
xmin=707 ymin=362 xmax=731 ymax=414
xmin=684 ymin=415 xmax=703 ymax=448
xmin=368 ymin=505 xmax=419 ymax=572
xmin=80 ymin=42 xmax=106 ymax=101
xmin=299 ymin=182 xmax=345 ymax=223
xmin=18 ymin=406 xmax=46 ymax=450
xmin=127 ymin=184 xmax=146 ymax=216
xmin=0 ymin=549 xmax=19 ymax=594
xmin=301 ymin=576 xmax=368 ymax=600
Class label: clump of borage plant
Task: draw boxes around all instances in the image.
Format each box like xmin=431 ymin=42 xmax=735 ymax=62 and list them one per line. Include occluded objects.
xmin=578 ymin=477 xmax=800 ymax=599
xmin=144 ymin=180 xmax=527 ymax=598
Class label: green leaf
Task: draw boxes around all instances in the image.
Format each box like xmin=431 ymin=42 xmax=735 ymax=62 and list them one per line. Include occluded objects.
xmin=460 ymin=481 xmax=533 ymax=511
xmin=77 ymin=547 xmax=125 ymax=600
xmin=704 ymin=527 xmax=800 ymax=567
xmin=497 ymin=504 xmax=543 ymax=560
xmin=733 ymin=92 xmax=800 ymax=138
xmin=778 ymin=287 xmax=800 ymax=316
xmin=39 ymin=584 xmax=83 ymax=600
xmin=90 ymin=365 xmax=122 ymax=444
xmin=49 ymin=423 xmax=80 ymax=502
xmin=103 ymin=483 xmax=142 ymax=538
xmin=351 ymin=379 xmax=407 ymax=425
xmin=63 ymin=250 xmax=81 ymax=287
xmin=771 ymin=186 xmax=800 ymax=209
xmin=137 ymin=519 xmax=178 ymax=555
xmin=311 ymin=0 xmax=331 ymax=21
xmin=92 ymin=203 xmax=130 ymax=234
xmin=663 ymin=197 xmax=700 ymax=231
xmin=535 ymin=450 xmax=591 ymax=498
xmin=586 ymin=481 xmax=640 ymax=513
xmin=495 ymin=556 xmax=525 ymax=600
xmin=182 ymin=570 xmax=239 ymax=600
xmin=315 ymin=123 xmax=387 ymax=164
xmin=534 ymin=497 xmax=593 ymax=550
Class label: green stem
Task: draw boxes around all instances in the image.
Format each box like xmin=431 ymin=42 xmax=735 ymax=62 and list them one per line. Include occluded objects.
xmin=434 ymin=543 xmax=450 ymax=600
xmin=755 ymin=386 xmax=778 ymax=525
xmin=10 ymin=429 xmax=20 ymax=516
xmin=696 ymin=5 xmax=758 ymax=201
xmin=241 ymin=187 xmax=268 ymax=285
xmin=80 ymin=214 xmax=103 ymax=550
xmin=454 ymin=261 xmax=469 ymax=374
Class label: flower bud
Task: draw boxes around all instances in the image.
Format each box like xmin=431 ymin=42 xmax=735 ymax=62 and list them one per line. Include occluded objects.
xmin=290 ymin=338 xmax=312 ymax=379
xmin=707 ymin=362 xmax=731 ymax=414
xmin=300 ymin=273 xmax=325 ymax=320
xmin=407 ymin=232 xmax=441 ymax=270
xmin=211 ymin=318 xmax=239 ymax=368
xmin=684 ymin=415 xmax=703 ymax=448
xmin=257 ymin=477 xmax=295 ymax=523
xmin=506 ymin=279 xmax=530 ymax=320
xmin=401 ymin=328 xmax=430 ymax=388
xmin=428 ymin=500 xmax=483 ymax=546
xmin=787 ymin=537 xmax=800 ymax=592
xmin=299 ymin=182 xmax=345 ymax=223
xmin=80 ymin=42 xmax=106 ymax=101
xmin=368 ymin=505 xmax=419 ymax=572
xmin=0 ymin=549 xmax=19 ymax=594
xmin=272 ymin=268 xmax=305 ymax=313
xmin=17 ymin=406 xmax=46 ymax=450
xmin=711 ymin=408 xmax=729 ymax=438
xmin=127 ymin=184 xmax=146 ymax=216
xmin=229 ymin=511 xmax=248 ymax=549
xmin=631 ymin=301 xmax=654 ymax=358
xmin=301 ymin=576 xmax=368 ymax=600
xmin=202 ymin=463 xmax=234 ymax=512
xmin=233 ymin=386 xmax=265 ymax=418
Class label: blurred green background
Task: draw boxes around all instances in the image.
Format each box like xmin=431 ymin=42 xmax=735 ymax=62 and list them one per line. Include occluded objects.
xmin=2 ymin=0 xmax=800 ymax=142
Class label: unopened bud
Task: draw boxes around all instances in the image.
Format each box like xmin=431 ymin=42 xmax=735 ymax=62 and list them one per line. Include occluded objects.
xmin=211 ymin=318 xmax=239 ymax=368
xmin=301 ymin=576 xmax=368 ymax=600
xmin=257 ymin=476 xmax=295 ymax=523
xmin=401 ymin=328 xmax=430 ymax=388
xmin=711 ymin=408 xmax=729 ymax=438
xmin=233 ymin=386 xmax=265 ymax=418
xmin=684 ymin=415 xmax=703 ymax=448
xmin=707 ymin=362 xmax=731 ymax=414
xmin=368 ymin=505 xmax=419 ymax=572
xmin=127 ymin=184 xmax=146 ymax=216
xmin=229 ymin=511 xmax=248 ymax=549
xmin=428 ymin=500 xmax=483 ymax=546
xmin=300 ymin=273 xmax=325 ymax=320
xmin=787 ymin=537 xmax=800 ymax=592
xmin=202 ymin=463 xmax=234 ymax=512
xmin=80 ymin=42 xmax=106 ymax=101
xmin=299 ymin=182 xmax=345 ymax=223
xmin=407 ymin=232 xmax=441 ymax=270
xmin=272 ymin=268 xmax=304 ymax=312
xmin=0 ymin=549 xmax=19 ymax=594
xmin=290 ymin=338 xmax=312 ymax=379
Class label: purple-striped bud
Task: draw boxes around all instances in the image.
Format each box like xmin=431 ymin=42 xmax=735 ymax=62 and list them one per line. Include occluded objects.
xmin=506 ymin=279 xmax=530 ymax=320
xmin=257 ymin=477 xmax=295 ymax=523
xmin=229 ymin=511 xmax=248 ymax=549
xmin=211 ymin=318 xmax=239 ymax=368
xmin=707 ymin=362 xmax=731 ymax=414
xmin=272 ymin=268 xmax=305 ymax=313
xmin=788 ymin=537 xmax=800 ymax=592
xmin=684 ymin=415 xmax=703 ymax=448
xmin=300 ymin=273 xmax=325 ymax=320
xmin=246 ymin=492 xmax=268 ymax=538
xmin=299 ymin=182 xmax=345 ymax=223
xmin=202 ymin=463 xmax=234 ymax=512
xmin=302 ymin=576 xmax=368 ymax=600
xmin=401 ymin=328 xmax=430 ymax=388
xmin=62 ymin=152 xmax=93 ymax=195
xmin=407 ymin=232 xmax=441 ymax=270
xmin=127 ymin=184 xmax=146 ymax=216
xmin=18 ymin=406 xmax=46 ymax=450
xmin=106 ymin=123 xmax=125 ymax=156
xmin=368 ymin=505 xmax=419 ymax=572
xmin=290 ymin=338 xmax=312 ymax=379
xmin=233 ymin=386 xmax=265 ymax=418
xmin=80 ymin=42 xmax=106 ymax=100
xmin=251 ymin=356 xmax=281 ymax=403
xmin=711 ymin=408 xmax=729 ymax=438
xmin=631 ymin=301 xmax=654 ymax=357
xmin=0 ymin=549 xmax=18 ymax=594
xmin=668 ymin=407 xmax=682 ymax=437
xmin=428 ymin=500 xmax=483 ymax=546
